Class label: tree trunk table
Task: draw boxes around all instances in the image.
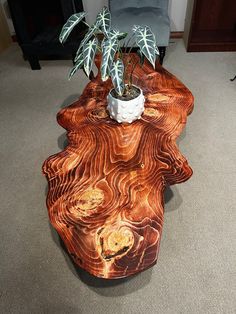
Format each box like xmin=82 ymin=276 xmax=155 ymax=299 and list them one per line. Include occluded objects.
xmin=42 ymin=55 xmax=194 ymax=279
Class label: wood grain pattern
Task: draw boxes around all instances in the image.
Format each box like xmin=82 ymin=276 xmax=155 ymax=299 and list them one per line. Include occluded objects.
xmin=42 ymin=55 xmax=194 ymax=279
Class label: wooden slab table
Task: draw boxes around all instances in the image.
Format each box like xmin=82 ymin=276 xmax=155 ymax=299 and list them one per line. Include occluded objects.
xmin=42 ymin=56 xmax=194 ymax=279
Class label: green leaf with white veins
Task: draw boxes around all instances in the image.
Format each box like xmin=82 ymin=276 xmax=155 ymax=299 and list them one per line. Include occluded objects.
xmin=108 ymin=29 xmax=128 ymax=41
xmin=59 ymin=12 xmax=86 ymax=44
xmin=110 ymin=59 xmax=125 ymax=96
xmin=96 ymin=6 xmax=111 ymax=36
xmin=68 ymin=53 xmax=84 ymax=80
xmin=133 ymin=25 xmax=157 ymax=68
xmin=132 ymin=25 xmax=143 ymax=32
xmin=101 ymin=37 xmax=118 ymax=81
xmin=155 ymin=46 xmax=160 ymax=56
xmin=83 ymin=38 xmax=98 ymax=77
xmin=74 ymin=22 xmax=100 ymax=62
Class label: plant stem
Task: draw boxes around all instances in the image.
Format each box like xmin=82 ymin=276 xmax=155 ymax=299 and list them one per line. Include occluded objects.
xmin=117 ymin=43 xmax=123 ymax=60
xmin=82 ymin=20 xmax=90 ymax=28
xmin=127 ymin=42 xmax=136 ymax=56
xmin=125 ymin=44 xmax=136 ymax=87
xmin=123 ymin=33 xmax=136 ymax=54
xmin=129 ymin=58 xmax=139 ymax=86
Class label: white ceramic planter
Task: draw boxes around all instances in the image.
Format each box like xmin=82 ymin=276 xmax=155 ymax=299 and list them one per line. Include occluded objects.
xmin=107 ymin=86 xmax=145 ymax=123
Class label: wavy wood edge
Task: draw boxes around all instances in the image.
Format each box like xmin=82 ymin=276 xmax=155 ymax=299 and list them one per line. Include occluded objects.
xmin=42 ymin=55 xmax=194 ymax=279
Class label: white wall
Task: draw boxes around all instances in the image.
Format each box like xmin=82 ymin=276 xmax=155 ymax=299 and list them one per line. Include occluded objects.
xmin=83 ymin=0 xmax=106 ymax=25
xmin=169 ymin=0 xmax=188 ymax=31
xmin=83 ymin=0 xmax=188 ymax=32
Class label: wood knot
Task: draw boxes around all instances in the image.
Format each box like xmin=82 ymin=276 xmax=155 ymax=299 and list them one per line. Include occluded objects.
xmin=146 ymin=93 xmax=169 ymax=103
xmin=78 ymin=189 xmax=104 ymax=210
xmin=97 ymin=227 xmax=134 ymax=260
xmin=90 ymin=107 xmax=108 ymax=119
xmin=144 ymin=108 xmax=161 ymax=117
xmin=68 ymin=188 xmax=104 ymax=217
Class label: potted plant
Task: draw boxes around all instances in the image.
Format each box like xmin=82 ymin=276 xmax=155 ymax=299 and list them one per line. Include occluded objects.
xmin=59 ymin=6 xmax=159 ymax=123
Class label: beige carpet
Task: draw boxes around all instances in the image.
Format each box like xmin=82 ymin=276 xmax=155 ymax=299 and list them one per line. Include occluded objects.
xmin=0 ymin=40 xmax=235 ymax=314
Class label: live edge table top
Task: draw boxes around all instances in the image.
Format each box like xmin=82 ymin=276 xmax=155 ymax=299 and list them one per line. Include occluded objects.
xmin=42 ymin=56 xmax=194 ymax=279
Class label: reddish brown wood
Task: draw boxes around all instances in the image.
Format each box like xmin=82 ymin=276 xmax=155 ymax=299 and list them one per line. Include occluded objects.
xmin=170 ymin=31 xmax=184 ymax=39
xmin=185 ymin=0 xmax=236 ymax=52
xmin=42 ymin=55 xmax=194 ymax=279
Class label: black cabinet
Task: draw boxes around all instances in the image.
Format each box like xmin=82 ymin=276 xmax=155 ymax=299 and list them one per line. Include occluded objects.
xmin=8 ymin=0 xmax=86 ymax=69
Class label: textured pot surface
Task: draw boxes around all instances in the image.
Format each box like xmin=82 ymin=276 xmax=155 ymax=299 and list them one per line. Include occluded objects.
xmin=107 ymin=87 xmax=145 ymax=123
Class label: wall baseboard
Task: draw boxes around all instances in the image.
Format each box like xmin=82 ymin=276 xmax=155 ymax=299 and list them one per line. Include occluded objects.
xmin=170 ymin=32 xmax=184 ymax=39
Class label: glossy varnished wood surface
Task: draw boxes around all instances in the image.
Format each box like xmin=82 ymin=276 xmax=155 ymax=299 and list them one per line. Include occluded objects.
xmin=42 ymin=56 xmax=194 ymax=279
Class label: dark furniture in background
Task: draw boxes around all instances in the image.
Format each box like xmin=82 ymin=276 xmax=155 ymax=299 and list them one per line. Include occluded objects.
xmin=8 ymin=0 xmax=86 ymax=69
xmin=184 ymin=0 xmax=236 ymax=51
xmin=109 ymin=0 xmax=170 ymax=64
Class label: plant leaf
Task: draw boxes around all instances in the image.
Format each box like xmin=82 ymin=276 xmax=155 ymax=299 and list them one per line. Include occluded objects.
xmin=110 ymin=59 xmax=125 ymax=96
xmin=74 ymin=22 xmax=100 ymax=62
xmin=59 ymin=12 xmax=86 ymax=44
xmin=68 ymin=53 xmax=84 ymax=80
xmin=132 ymin=25 xmax=143 ymax=32
xmin=109 ymin=29 xmax=127 ymax=41
xmin=96 ymin=6 xmax=111 ymax=36
xmin=133 ymin=25 xmax=157 ymax=68
xmin=83 ymin=38 xmax=98 ymax=77
xmin=155 ymin=46 xmax=160 ymax=55
xmin=101 ymin=37 xmax=118 ymax=81
xmin=117 ymin=32 xmax=128 ymax=40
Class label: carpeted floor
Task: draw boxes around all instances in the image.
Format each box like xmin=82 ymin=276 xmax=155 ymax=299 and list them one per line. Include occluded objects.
xmin=0 ymin=40 xmax=235 ymax=314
